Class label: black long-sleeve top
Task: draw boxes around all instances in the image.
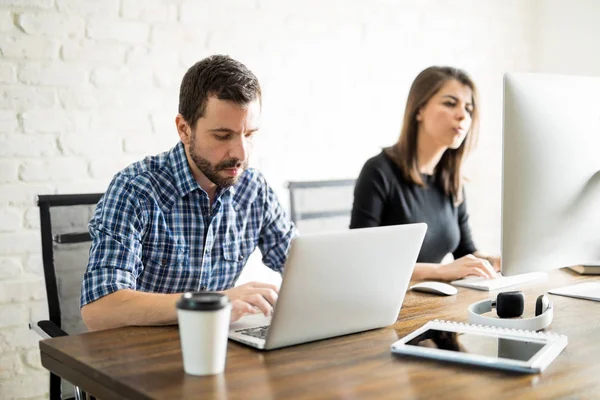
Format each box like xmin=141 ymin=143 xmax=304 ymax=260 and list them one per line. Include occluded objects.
xmin=350 ymin=151 xmax=477 ymax=263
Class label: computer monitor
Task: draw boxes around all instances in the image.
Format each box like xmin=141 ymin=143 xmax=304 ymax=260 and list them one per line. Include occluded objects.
xmin=501 ymin=72 xmax=600 ymax=276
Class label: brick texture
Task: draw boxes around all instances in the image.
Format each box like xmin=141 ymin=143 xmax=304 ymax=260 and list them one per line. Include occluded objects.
xmin=2 ymin=0 xmax=586 ymax=398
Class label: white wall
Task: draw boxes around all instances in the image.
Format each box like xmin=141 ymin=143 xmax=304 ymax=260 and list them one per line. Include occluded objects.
xmin=0 ymin=1 xmax=541 ymax=398
xmin=532 ymin=0 xmax=600 ymax=76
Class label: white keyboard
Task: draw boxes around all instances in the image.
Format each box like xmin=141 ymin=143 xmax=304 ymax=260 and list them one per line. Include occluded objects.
xmin=451 ymin=272 xmax=548 ymax=291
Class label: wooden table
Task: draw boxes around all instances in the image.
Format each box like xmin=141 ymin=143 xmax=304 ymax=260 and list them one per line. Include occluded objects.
xmin=40 ymin=269 xmax=600 ymax=399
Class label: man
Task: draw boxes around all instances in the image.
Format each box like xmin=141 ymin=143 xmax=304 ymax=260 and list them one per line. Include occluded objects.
xmin=81 ymin=55 xmax=295 ymax=331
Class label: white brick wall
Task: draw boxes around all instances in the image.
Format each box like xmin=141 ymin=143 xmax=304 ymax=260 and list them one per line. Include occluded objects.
xmin=0 ymin=208 xmax=22 ymax=230
xmin=60 ymin=38 xmax=129 ymax=66
xmin=0 ymin=110 xmax=18 ymax=131
xmin=121 ymin=0 xmax=178 ymax=23
xmin=16 ymin=12 xmax=85 ymax=38
xmin=533 ymin=0 xmax=600 ymax=76
xmin=0 ymin=34 xmax=60 ymax=59
xmin=0 ymin=160 xmax=19 ymax=184
xmin=0 ymin=10 xmax=13 ymax=32
xmin=86 ymin=18 xmax=150 ymax=43
xmin=0 ymin=61 xmax=16 ymax=84
xmin=18 ymin=61 xmax=88 ymax=86
xmin=56 ymin=0 xmax=120 ymax=17
xmin=5 ymin=0 xmax=594 ymax=398
xmin=0 ymin=258 xmax=22 ymax=280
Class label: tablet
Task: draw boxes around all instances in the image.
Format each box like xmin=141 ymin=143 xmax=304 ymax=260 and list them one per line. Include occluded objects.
xmin=391 ymin=320 xmax=568 ymax=373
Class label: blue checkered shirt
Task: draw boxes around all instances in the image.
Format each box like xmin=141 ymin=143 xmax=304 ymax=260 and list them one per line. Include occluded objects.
xmin=81 ymin=142 xmax=296 ymax=307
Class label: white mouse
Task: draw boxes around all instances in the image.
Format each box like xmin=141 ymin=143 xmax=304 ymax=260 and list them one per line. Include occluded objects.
xmin=410 ymin=281 xmax=458 ymax=296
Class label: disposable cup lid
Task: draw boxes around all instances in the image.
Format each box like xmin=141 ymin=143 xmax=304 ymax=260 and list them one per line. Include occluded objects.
xmin=176 ymin=292 xmax=230 ymax=311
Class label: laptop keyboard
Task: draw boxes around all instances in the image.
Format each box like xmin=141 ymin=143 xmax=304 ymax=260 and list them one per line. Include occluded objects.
xmin=235 ymin=325 xmax=270 ymax=340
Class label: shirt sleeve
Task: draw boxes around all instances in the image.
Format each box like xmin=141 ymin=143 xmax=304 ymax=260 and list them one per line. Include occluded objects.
xmin=257 ymin=182 xmax=296 ymax=273
xmin=452 ymin=190 xmax=478 ymax=259
xmin=80 ymin=175 xmax=146 ymax=307
xmin=350 ymin=157 xmax=389 ymax=229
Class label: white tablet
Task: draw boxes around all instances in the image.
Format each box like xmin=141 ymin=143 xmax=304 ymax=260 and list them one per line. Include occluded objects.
xmin=391 ymin=320 xmax=568 ymax=374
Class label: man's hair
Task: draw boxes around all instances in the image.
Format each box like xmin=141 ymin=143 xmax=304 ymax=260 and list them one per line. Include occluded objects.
xmin=178 ymin=55 xmax=261 ymax=128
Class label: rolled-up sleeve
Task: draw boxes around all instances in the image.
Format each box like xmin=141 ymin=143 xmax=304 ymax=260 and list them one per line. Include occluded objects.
xmin=258 ymin=183 xmax=296 ymax=273
xmin=80 ymin=176 xmax=146 ymax=307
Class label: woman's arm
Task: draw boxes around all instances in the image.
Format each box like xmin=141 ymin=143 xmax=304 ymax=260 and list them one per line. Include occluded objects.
xmin=412 ymin=263 xmax=444 ymax=281
xmin=452 ymin=191 xmax=478 ymax=259
xmin=448 ymin=189 xmax=500 ymax=274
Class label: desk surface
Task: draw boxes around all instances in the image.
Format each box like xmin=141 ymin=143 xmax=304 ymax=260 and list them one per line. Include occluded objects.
xmin=40 ymin=269 xmax=600 ymax=400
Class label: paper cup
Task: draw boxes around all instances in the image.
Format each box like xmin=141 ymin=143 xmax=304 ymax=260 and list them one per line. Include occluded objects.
xmin=176 ymin=292 xmax=231 ymax=375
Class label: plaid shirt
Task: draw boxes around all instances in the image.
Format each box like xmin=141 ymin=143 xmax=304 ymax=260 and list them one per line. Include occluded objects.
xmin=81 ymin=142 xmax=295 ymax=307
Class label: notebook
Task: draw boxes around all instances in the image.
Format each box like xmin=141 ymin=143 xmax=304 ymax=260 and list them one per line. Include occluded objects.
xmin=567 ymin=265 xmax=600 ymax=275
xmin=391 ymin=320 xmax=568 ymax=373
xmin=548 ymin=281 xmax=600 ymax=302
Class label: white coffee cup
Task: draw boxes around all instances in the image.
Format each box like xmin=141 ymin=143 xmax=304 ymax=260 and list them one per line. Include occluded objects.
xmin=176 ymin=292 xmax=232 ymax=376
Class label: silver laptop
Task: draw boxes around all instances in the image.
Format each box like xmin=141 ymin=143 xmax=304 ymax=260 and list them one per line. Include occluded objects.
xmin=228 ymin=223 xmax=427 ymax=350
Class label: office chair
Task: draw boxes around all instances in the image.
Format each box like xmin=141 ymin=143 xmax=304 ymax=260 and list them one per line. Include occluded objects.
xmin=286 ymin=179 xmax=356 ymax=234
xmin=30 ymin=193 xmax=103 ymax=400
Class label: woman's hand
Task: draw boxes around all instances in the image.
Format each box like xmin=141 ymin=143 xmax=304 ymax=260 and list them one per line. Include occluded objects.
xmin=474 ymin=251 xmax=501 ymax=272
xmin=435 ymin=254 xmax=497 ymax=281
xmin=486 ymin=255 xmax=501 ymax=272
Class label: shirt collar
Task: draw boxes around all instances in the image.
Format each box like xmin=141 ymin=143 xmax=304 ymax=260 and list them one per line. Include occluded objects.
xmin=169 ymin=141 xmax=202 ymax=197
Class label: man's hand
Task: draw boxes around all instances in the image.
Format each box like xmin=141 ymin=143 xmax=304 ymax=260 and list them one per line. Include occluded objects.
xmin=220 ymin=281 xmax=279 ymax=323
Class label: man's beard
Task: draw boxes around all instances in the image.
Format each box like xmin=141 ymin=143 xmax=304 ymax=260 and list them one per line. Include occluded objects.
xmin=188 ymin=137 xmax=248 ymax=188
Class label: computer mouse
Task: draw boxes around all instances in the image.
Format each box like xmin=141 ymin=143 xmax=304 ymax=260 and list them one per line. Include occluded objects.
xmin=410 ymin=281 xmax=458 ymax=296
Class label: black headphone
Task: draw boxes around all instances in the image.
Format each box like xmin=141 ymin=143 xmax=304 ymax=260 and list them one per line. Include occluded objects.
xmin=468 ymin=291 xmax=553 ymax=331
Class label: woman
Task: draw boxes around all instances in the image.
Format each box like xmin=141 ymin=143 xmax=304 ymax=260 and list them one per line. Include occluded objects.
xmin=350 ymin=66 xmax=499 ymax=281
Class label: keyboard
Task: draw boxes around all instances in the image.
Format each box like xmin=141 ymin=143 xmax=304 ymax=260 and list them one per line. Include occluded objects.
xmin=235 ymin=325 xmax=270 ymax=340
xmin=451 ymin=272 xmax=548 ymax=291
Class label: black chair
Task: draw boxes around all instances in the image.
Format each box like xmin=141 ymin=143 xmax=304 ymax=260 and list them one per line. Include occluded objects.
xmin=286 ymin=179 xmax=356 ymax=234
xmin=30 ymin=193 xmax=103 ymax=400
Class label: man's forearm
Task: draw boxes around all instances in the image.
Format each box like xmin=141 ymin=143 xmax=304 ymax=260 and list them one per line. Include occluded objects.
xmin=81 ymin=289 xmax=181 ymax=331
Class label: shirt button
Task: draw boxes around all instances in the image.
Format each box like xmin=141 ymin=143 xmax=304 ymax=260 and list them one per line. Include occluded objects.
xmin=238 ymin=254 xmax=244 ymax=261
xmin=200 ymin=285 xmax=207 ymax=291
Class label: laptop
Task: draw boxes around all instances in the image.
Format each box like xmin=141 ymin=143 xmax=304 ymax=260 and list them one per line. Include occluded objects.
xmin=228 ymin=223 xmax=427 ymax=350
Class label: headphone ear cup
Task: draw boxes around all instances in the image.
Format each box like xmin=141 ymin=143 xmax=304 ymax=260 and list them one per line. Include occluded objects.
xmin=496 ymin=291 xmax=525 ymax=318
xmin=535 ymin=295 xmax=550 ymax=316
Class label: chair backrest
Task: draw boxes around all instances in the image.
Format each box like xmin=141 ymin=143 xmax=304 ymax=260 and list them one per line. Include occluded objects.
xmin=286 ymin=179 xmax=356 ymax=234
xmin=38 ymin=193 xmax=103 ymax=400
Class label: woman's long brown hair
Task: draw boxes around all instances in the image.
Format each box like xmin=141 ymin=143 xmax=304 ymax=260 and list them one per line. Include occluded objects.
xmin=384 ymin=66 xmax=480 ymax=205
